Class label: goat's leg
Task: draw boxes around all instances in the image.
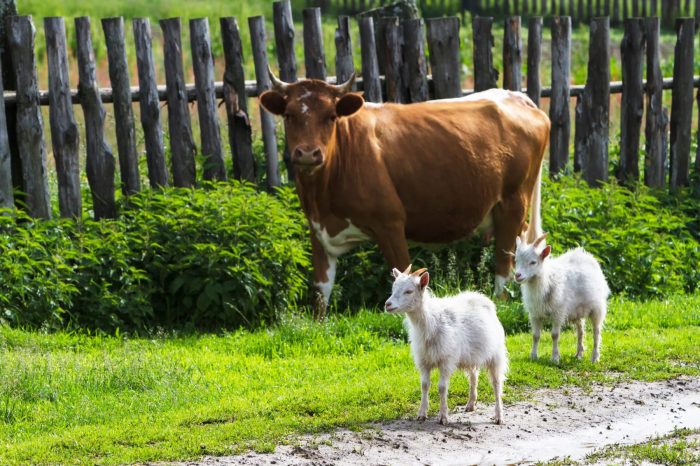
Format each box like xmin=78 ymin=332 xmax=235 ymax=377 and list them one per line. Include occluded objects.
xmin=488 ymin=362 xmax=505 ymax=425
xmin=437 ymin=368 xmax=452 ymax=425
xmin=551 ymin=322 xmax=562 ymax=364
xmin=465 ymin=368 xmax=479 ymax=411
xmin=530 ymin=319 xmax=542 ymax=360
xmin=417 ymin=368 xmax=431 ymax=421
xmin=591 ymin=310 xmax=604 ymax=362
xmin=575 ymin=319 xmax=585 ymax=360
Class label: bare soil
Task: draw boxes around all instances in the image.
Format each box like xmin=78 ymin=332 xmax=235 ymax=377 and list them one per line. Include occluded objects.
xmin=173 ymin=376 xmax=700 ymax=466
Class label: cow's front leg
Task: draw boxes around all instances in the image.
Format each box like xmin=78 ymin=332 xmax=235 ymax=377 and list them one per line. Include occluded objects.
xmin=373 ymin=223 xmax=411 ymax=272
xmin=310 ymin=233 xmax=336 ymax=320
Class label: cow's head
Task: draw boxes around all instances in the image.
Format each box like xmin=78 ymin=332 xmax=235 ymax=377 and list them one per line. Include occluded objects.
xmin=259 ymin=67 xmax=364 ymax=173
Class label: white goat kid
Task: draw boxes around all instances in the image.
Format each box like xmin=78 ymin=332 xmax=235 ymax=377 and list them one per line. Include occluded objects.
xmin=514 ymin=234 xmax=610 ymax=363
xmin=385 ymin=265 xmax=508 ymax=425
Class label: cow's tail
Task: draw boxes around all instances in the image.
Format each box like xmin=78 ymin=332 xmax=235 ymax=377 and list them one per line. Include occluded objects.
xmin=525 ymin=162 xmax=543 ymax=244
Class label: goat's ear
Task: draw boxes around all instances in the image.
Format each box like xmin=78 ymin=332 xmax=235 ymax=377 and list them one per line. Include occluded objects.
xmin=419 ymin=272 xmax=430 ymax=290
xmin=540 ymin=245 xmax=552 ymax=259
xmin=260 ymin=90 xmax=287 ymax=115
xmin=391 ymin=267 xmax=402 ymax=279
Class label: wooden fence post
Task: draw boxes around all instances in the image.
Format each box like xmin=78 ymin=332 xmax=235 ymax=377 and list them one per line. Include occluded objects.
xmin=190 ymin=18 xmax=226 ymax=182
xmin=503 ymin=16 xmax=522 ymax=91
xmin=644 ymin=17 xmax=665 ymax=187
xmin=550 ymin=16 xmax=571 ymax=175
xmin=1 ymin=0 xmax=20 ymax=204
xmin=45 ymin=17 xmax=81 ymax=218
xmin=618 ymin=18 xmax=645 ymax=185
xmin=133 ymin=18 xmax=168 ymax=188
xmin=669 ymin=17 xmax=694 ymax=191
xmin=103 ymin=17 xmax=140 ymax=196
xmin=404 ymin=18 xmax=429 ymax=102
xmin=577 ymin=17 xmax=610 ymax=186
xmin=359 ymin=17 xmax=382 ymax=103
xmin=335 ymin=15 xmax=356 ymax=86
xmin=249 ymin=16 xmax=281 ymax=189
xmin=427 ymin=17 xmax=462 ymax=99
xmin=160 ymin=18 xmax=196 ymax=187
xmin=383 ymin=16 xmax=407 ymax=103
xmin=473 ymin=16 xmax=498 ymax=91
xmin=0 ymin=64 xmax=13 ymax=209
xmin=221 ymin=18 xmax=256 ymax=183
xmin=273 ymin=0 xmax=297 ymax=181
xmin=6 ymin=15 xmax=51 ymax=218
xmin=696 ymin=0 xmax=700 ymax=25
xmin=612 ymin=0 xmax=621 ymax=26
xmin=75 ymin=17 xmax=116 ymax=219
xmin=527 ymin=17 xmax=542 ymax=106
xmin=303 ymin=8 xmax=326 ymax=79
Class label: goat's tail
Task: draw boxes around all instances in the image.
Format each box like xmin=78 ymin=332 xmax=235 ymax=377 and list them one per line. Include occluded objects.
xmin=525 ymin=161 xmax=543 ymax=244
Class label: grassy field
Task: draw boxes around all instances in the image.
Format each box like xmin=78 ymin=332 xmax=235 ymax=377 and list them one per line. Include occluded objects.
xmin=1 ymin=294 xmax=699 ymax=465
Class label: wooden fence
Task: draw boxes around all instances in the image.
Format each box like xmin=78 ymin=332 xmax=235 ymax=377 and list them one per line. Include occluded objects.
xmin=0 ymin=1 xmax=699 ymax=221
xmin=321 ymin=0 xmax=700 ymax=27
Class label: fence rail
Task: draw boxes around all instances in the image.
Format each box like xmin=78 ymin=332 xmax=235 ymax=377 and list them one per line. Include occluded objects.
xmin=0 ymin=1 xmax=699 ymax=221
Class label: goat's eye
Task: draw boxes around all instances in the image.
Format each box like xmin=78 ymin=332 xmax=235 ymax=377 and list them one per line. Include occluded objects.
xmin=404 ymin=289 xmax=413 ymax=295
xmin=529 ymin=261 xmax=537 ymax=265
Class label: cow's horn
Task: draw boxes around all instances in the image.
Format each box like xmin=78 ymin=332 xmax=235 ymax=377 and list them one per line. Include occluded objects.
xmin=533 ymin=233 xmax=548 ymax=247
xmin=268 ymin=65 xmax=290 ymax=92
xmin=333 ymin=71 xmax=356 ymax=94
xmin=403 ymin=264 xmax=412 ymax=275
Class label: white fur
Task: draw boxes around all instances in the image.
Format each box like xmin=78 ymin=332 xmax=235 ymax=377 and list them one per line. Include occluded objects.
xmin=385 ymin=269 xmax=508 ymax=425
xmin=514 ymin=237 xmax=610 ymax=363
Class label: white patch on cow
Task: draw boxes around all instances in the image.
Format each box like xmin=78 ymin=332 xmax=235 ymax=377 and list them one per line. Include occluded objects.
xmin=363 ymin=102 xmax=383 ymax=109
xmin=298 ymin=90 xmax=312 ymax=100
xmin=494 ymin=274 xmax=509 ymax=296
xmin=300 ymin=103 xmax=309 ymax=114
xmin=311 ymin=219 xmax=370 ymax=258
xmin=426 ymin=88 xmax=535 ymax=108
xmin=315 ymin=256 xmax=337 ymax=304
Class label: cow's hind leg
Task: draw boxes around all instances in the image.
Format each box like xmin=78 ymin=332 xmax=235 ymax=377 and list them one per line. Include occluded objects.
xmin=373 ymin=222 xmax=411 ymax=272
xmin=492 ymin=197 xmax=527 ymax=297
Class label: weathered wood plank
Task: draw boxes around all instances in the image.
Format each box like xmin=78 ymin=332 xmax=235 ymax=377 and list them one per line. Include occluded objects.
xmin=403 ymin=18 xmax=429 ymax=103
xmin=190 ymin=18 xmax=226 ymax=181
xmin=160 ymin=18 xmax=196 ymax=187
xmin=6 ymin=15 xmax=51 ymax=218
xmin=249 ymin=16 xmax=280 ymax=189
xmin=334 ymin=15 xmax=356 ymax=87
xmin=0 ymin=61 xmax=13 ymax=209
xmin=273 ymin=0 xmax=297 ymax=182
xmin=549 ymin=15 xmax=571 ymax=175
xmin=503 ymin=16 xmax=522 ymax=91
xmin=1 ymin=0 xmax=19 ymax=204
xmin=473 ymin=16 xmax=498 ymax=92
xmin=383 ymin=16 xmax=406 ymax=103
xmin=644 ymin=19 xmax=666 ymax=189
xmin=75 ymin=17 xmax=116 ymax=219
xmin=359 ymin=16 xmax=382 ymax=103
xmin=618 ymin=18 xmax=645 ymax=185
xmin=102 ymin=17 xmax=140 ymax=195
xmin=303 ymin=8 xmax=326 ymax=80
xmin=45 ymin=17 xmax=81 ymax=218
xmin=427 ymin=17 xmax=462 ymax=99
xmin=221 ymin=17 xmax=256 ymax=183
xmin=527 ymin=16 xmax=542 ymax=107
xmin=578 ymin=17 xmax=610 ymax=186
xmin=133 ymin=18 xmax=168 ymax=188
xmin=669 ymin=17 xmax=694 ymax=191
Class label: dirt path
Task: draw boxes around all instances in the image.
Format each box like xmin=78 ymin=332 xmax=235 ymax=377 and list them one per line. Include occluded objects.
xmin=178 ymin=377 xmax=700 ymax=466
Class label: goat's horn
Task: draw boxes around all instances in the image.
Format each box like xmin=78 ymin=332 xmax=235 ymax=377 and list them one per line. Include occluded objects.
xmin=533 ymin=233 xmax=548 ymax=247
xmin=267 ymin=65 xmax=290 ymax=92
xmin=333 ymin=71 xmax=356 ymax=94
xmin=411 ymin=268 xmax=428 ymax=277
xmin=403 ymin=264 xmax=412 ymax=275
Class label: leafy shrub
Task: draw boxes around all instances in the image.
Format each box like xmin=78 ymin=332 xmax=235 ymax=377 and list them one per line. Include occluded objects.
xmin=0 ymin=183 xmax=310 ymax=333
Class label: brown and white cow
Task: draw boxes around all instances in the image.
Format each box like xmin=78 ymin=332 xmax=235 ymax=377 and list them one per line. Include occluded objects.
xmin=260 ymin=69 xmax=550 ymax=318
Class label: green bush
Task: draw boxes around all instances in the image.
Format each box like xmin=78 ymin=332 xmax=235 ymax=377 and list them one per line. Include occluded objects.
xmin=0 ymin=183 xmax=310 ymax=333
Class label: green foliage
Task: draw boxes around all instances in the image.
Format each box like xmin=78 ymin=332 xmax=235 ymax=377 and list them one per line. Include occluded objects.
xmin=0 ymin=182 xmax=310 ymax=333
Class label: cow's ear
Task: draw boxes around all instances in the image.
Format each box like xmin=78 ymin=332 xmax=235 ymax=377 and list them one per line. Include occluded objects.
xmin=336 ymin=93 xmax=364 ymax=117
xmin=260 ymin=90 xmax=287 ymax=115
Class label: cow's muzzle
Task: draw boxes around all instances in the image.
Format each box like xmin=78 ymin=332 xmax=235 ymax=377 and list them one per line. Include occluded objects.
xmin=292 ymin=147 xmax=324 ymax=167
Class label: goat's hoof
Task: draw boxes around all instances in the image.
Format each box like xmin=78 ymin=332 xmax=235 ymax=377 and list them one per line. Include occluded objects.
xmin=575 ymin=352 xmax=584 ymax=360
xmin=437 ymin=413 xmax=449 ymax=425
xmin=465 ymin=403 xmax=475 ymax=412
xmin=529 ymin=353 xmax=538 ymax=361
xmin=416 ymin=414 xmax=427 ymax=422
xmin=493 ymin=416 xmax=503 ymax=425
xmin=551 ymin=356 xmax=560 ymax=364
xmin=591 ymin=354 xmax=600 ymax=363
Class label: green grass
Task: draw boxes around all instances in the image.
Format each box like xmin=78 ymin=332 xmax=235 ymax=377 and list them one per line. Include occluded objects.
xmin=584 ymin=428 xmax=700 ymax=465
xmin=1 ymin=294 xmax=699 ymax=465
